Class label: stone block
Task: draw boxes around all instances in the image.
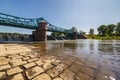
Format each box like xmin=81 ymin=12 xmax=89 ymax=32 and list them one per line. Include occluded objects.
xmin=0 ymin=71 xmax=6 ymax=79
xmin=7 ymin=67 xmax=23 ymax=75
xmin=27 ymin=58 xmax=39 ymax=62
xmin=69 ymin=63 xmax=81 ymax=73
xmin=36 ymin=59 xmax=44 ymax=66
xmin=8 ymin=73 xmax=24 ymax=80
xmin=80 ymin=66 xmax=95 ymax=77
xmin=0 ymin=64 xmax=11 ymax=71
xmin=10 ymin=59 xmax=27 ymax=67
xmin=59 ymin=69 xmax=75 ymax=80
xmin=53 ymin=77 xmax=63 ymax=80
xmin=26 ymin=66 xmax=44 ymax=79
xmin=23 ymin=57 xmax=30 ymax=60
xmin=32 ymin=73 xmax=51 ymax=80
xmin=47 ymin=63 xmax=65 ymax=78
xmin=23 ymin=62 xmax=36 ymax=69
xmin=75 ymin=72 xmax=93 ymax=80
xmin=86 ymin=61 xmax=98 ymax=69
xmin=0 ymin=58 xmax=10 ymax=66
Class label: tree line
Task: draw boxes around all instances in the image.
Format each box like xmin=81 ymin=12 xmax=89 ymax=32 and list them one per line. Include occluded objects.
xmin=80 ymin=22 xmax=120 ymax=36
xmin=97 ymin=22 xmax=120 ymax=36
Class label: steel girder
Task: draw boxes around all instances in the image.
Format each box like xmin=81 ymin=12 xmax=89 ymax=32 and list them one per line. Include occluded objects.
xmin=0 ymin=13 xmax=73 ymax=34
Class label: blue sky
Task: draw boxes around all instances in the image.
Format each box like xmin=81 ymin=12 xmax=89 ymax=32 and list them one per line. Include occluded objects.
xmin=0 ymin=0 xmax=120 ymax=34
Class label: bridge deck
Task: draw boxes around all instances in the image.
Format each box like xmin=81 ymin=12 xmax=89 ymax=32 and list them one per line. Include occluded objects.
xmin=0 ymin=13 xmax=73 ymax=34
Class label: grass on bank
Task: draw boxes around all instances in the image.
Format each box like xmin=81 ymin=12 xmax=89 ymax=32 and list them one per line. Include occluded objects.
xmin=87 ymin=35 xmax=120 ymax=40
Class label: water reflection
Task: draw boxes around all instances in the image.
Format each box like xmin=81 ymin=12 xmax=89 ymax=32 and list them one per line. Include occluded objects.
xmin=29 ymin=40 xmax=120 ymax=62
xmin=64 ymin=42 xmax=77 ymax=49
xmin=30 ymin=42 xmax=47 ymax=55
xmin=97 ymin=40 xmax=120 ymax=55
xmin=29 ymin=40 xmax=120 ymax=80
xmin=89 ymin=40 xmax=94 ymax=51
xmin=30 ymin=40 xmax=120 ymax=57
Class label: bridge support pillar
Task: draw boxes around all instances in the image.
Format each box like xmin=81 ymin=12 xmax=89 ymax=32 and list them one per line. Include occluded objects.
xmin=32 ymin=21 xmax=47 ymax=41
xmin=73 ymin=32 xmax=78 ymax=39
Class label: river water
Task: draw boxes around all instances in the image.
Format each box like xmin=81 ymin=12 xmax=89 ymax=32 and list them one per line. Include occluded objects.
xmin=29 ymin=39 xmax=120 ymax=80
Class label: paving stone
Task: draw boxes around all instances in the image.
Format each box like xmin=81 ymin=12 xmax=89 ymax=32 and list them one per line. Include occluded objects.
xmin=75 ymin=72 xmax=93 ymax=80
xmin=26 ymin=66 xmax=44 ymax=79
xmin=0 ymin=57 xmax=10 ymax=65
xmin=8 ymin=73 xmax=24 ymax=80
xmin=62 ymin=59 xmax=73 ymax=65
xmin=69 ymin=63 xmax=81 ymax=73
xmin=51 ymin=60 xmax=61 ymax=65
xmin=8 ymin=54 xmax=19 ymax=58
xmin=27 ymin=58 xmax=39 ymax=62
xmin=7 ymin=67 xmax=23 ymax=75
xmin=10 ymin=59 xmax=27 ymax=67
xmin=86 ymin=61 xmax=98 ymax=69
xmin=26 ymin=54 xmax=35 ymax=57
xmin=59 ymin=69 xmax=75 ymax=80
xmin=0 ymin=64 xmax=11 ymax=70
xmin=36 ymin=58 xmax=56 ymax=69
xmin=43 ymin=62 xmax=54 ymax=70
xmin=56 ymin=56 xmax=66 ymax=61
xmin=23 ymin=62 xmax=36 ymax=69
xmin=20 ymin=52 xmax=29 ymax=56
xmin=32 ymin=73 xmax=51 ymax=80
xmin=80 ymin=66 xmax=95 ymax=77
xmin=0 ymin=57 xmax=7 ymax=59
xmin=12 ymin=56 xmax=23 ymax=59
xmin=0 ymin=71 xmax=6 ymax=79
xmin=36 ymin=59 xmax=45 ymax=66
xmin=47 ymin=63 xmax=65 ymax=78
xmin=1 ymin=43 xmax=119 ymax=80
xmin=29 ymin=55 xmax=36 ymax=58
xmin=74 ymin=60 xmax=84 ymax=66
xmin=53 ymin=77 xmax=63 ymax=80
xmin=23 ymin=57 xmax=30 ymax=60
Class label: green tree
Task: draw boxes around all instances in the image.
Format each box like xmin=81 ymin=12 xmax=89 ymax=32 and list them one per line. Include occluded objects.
xmin=97 ymin=25 xmax=107 ymax=36
xmin=89 ymin=28 xmax=94 ymax=35
xmin=106 ymin=24 xmax=116 ymax=36
xmin=115 ymin=22 xmax=120 ymax=36
xmin=79 ymin=30 xmax=86 ymax=35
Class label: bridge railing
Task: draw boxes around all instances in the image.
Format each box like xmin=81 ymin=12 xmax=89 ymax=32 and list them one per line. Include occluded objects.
xmin=0 ymin=13 xmax=74 ymax=34
xmin=37 ymin=18 xmax=73 ymax=34
xmin=0 ymin=13 xmax=37 ymax=29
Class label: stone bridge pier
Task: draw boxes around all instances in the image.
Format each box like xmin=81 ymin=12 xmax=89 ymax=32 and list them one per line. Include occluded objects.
xmin=73 ymin=32 xmax=78 ymax=39
xmin=32 ymin=21 xmax=47 ymax=41
xmin=32 ymin=20 xmax=79 ymax=41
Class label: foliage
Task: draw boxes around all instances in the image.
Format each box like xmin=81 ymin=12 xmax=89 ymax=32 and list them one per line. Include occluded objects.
xmin=89 ymin=28 xmax=94 ymax=35
xmin=87 ymin=35 xmax=120 ymax=40
xmin=97 ymin=25 xmax=107 ymax=36
xmin=106 ymin=24 xmax=116 ymax=36
xmin=79 ymin=30 xmax=86 ymax=35
xmin=115 ymin=22 xmax=120 ymax=36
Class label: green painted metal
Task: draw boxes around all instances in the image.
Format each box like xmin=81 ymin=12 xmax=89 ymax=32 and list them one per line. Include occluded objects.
xmin=0 ymin=13 xmax=73 ymax=34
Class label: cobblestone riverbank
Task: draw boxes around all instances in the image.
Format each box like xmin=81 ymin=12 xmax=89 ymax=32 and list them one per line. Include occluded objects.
xmin=0 ymin=43 xmax=119 ymax=80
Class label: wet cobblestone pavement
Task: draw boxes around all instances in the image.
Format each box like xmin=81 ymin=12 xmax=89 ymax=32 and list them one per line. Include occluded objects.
xmin=0 ymin=40 xmax=120 ymax=80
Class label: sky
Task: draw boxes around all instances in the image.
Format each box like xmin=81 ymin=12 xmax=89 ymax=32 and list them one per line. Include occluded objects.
xmin=0 ymin=0 xmax=120 ymax=34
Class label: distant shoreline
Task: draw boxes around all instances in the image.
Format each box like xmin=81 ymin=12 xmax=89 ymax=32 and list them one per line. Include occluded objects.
xmin=87 ymin=35 xmax=120 ymax=40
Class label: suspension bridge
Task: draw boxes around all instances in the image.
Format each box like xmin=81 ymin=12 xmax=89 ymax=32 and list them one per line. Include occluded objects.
xmin=0 ymin=13 xmax=85 ymax=41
